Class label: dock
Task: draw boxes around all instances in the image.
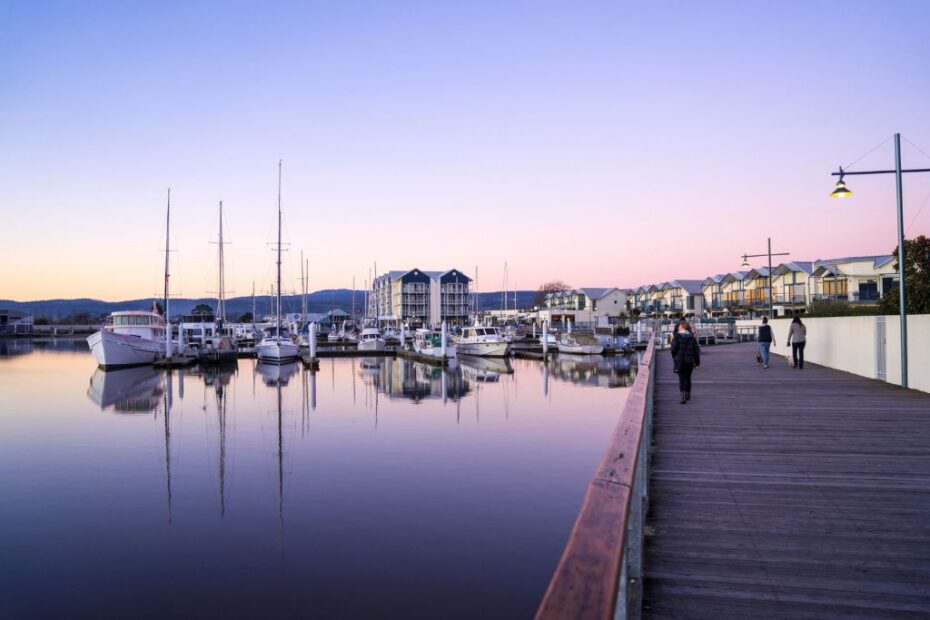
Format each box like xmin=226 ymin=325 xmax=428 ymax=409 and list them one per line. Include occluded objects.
xmin=643 ymin=343 xmax=930 ymax=618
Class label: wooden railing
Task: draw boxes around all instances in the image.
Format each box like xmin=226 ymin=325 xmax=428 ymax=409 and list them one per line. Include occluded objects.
xmin=536 ymin=336 xmax=656 ymax=620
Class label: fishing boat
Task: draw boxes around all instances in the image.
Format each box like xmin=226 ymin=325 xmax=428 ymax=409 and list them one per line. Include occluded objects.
xmin=357 ymin=325 xmax=385 ymax=351
xmin=413 ymin=328 xmax=457 ymax=359
xmin=88 ymin=310 xmax=167 ymax=368
xmin=558 ymin=333 xmax=604 ymax=355
xmin=453 ymin=324 xmax=509 ymax=357
xmin=256 ymin=161 xmax=299 ymax=364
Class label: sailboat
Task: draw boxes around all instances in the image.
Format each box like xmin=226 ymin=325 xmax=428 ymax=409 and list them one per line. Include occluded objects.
xmin=257 ymin=161 xmax=300 ymax=363
xmin=200 ymin=201 xmax=238 ymax=364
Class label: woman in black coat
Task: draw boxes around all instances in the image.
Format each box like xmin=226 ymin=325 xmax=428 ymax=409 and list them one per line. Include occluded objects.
xmin=670 ymin=320 xmax=701 ymax=404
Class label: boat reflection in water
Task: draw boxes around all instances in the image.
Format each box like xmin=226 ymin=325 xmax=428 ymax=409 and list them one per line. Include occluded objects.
xmin=548 ymin=353 xmax=637 ymax=389
xmin=366 ymin=357 xmax=472 ymax=403
xmin=459 ymin=355 xmax=513 ymax=383
xmin=87 ymin=366 xmax=165 ymax=413
xmin=256 ymin=360 xmax=300 ymax=386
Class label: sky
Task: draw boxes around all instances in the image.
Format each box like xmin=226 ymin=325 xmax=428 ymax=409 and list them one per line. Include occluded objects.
xmin=2 ymin=0 xmax=930 ymax=302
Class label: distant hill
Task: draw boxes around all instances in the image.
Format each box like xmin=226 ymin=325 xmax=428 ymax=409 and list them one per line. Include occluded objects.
xmin=1 ymin=290 xmax=539 ymax=321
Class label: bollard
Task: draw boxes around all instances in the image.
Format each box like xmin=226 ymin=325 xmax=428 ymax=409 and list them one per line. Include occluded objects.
xmin=441 ymin=321 xmax=448 ymax=359
xmin=567 ymin=319 xmax=572 ymax=334
xmin=309 ymin=322 xmax=317 ymax=359
xmin=400 ymin=322 xmax=405 ymax=350
xmin=166 ymin=321 xmax=173 ymax=358
xmin=542 ymin=321 xmax=549 ymax=355
xmin=178 ymin=325 xmax=185 ymax=354
xmin=532 ymin=322 xmax=536 ymax=339
xmin=637 ymin=321 xmax=643 ymax=343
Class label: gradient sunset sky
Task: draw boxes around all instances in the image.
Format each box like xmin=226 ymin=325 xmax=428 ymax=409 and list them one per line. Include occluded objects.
xmin=2 ymin=1 xmax=930 ymax=302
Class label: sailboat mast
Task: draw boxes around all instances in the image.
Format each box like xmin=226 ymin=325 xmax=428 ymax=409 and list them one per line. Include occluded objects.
xmin=276 ymin=160 xmax=283 ymax=339
xmin=218 ymin=201 xmax=226 ymax=323
xmin=352 ymin=277 xmax=355 ymax=320
xmin=164 ymin=188 xmax=172 ymax=356
xmin=301 ymin=250 xmax=307 ymax=325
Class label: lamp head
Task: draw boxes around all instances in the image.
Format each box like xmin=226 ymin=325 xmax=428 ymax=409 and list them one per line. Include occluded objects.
xmin=830 ymin=167 xmax=853 ymax=199
xmin=739 ymin=255 xmax=751 ymax=270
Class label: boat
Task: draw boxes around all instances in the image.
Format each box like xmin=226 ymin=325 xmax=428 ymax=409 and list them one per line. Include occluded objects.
xmin=558 ymin=332 xmax=604 ymax=355
xmin=86 ymin=365 xmax=163 ymax=412
xmin=357 ymin=326 xmax=385 ymax=351
xmin=453 ymin=324 xmax=509 ymax=357
xmin=88 ymin=310 xmax=168 ymax=368
xmin=327 ymin=324 xmax=342 ymax=343
xmin=198 ymin=330 xmax=239 ymax=364
xmin=256 ymin=161 xmax=299 ymax=364
xmin=412 ymin=328 xmax=457 ymax=359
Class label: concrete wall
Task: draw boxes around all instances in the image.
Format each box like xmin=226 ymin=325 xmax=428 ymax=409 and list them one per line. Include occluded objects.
xmin=736 ymin=314 xmax=930 ymax=393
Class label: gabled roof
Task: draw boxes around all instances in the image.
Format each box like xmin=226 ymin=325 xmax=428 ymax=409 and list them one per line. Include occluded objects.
xmin=668 ymin=279 xmax=705 ymax=295
xmin=746 ymin=267 xmax=771 ymax=279
xmin=703 ymin=274 xmax=727 ymax=286
xmin=579 ymin=287 xmax=619 ymax=300
xmin=814 ymin=255 xmax=894 ymax=269
xmin=811 ymin=264 xmax=841 ymax=277
xmin=773 ymin=261 xmax=815 ymax=276
xmin=721 ymin=271 xmax=750 ymax=284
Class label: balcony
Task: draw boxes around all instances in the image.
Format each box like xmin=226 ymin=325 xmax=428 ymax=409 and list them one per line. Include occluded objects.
xmin=774 ymin=293 xmax=807 ymax=305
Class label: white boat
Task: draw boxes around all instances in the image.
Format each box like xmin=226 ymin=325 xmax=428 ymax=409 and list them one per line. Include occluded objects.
xmin=413 ymin=328 xmax=457 ymax=359
xmin=453 ymin=325 xmax=509 ymax=357
xmin=382 ymin=325 xmax=401 ymax=345
xmin=257 ymin=161 xmax=299 ymax=364
xmin=558 ymin=333 xmax=604 ymax=355
xmin=357 ymin=326 xmax=385 ymax=351
xmin=327 ymin=325 xmax=341 ymax=343
xmin=86 ymin=365 xmax=163 ymax=412
xmin=87 ymin=311 xmax=167 ymax=368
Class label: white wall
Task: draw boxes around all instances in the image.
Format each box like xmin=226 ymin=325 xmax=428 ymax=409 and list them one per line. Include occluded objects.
xmin=736 ymin=314 xmax=930 ymax=393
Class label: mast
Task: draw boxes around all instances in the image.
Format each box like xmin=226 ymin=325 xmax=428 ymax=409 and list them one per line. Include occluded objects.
xmin=251 ymin=282 xmax=256 ymax=327
xmin=164 ymin=188 xmax=172 ymax=356
xmin=352 ymin=277 xmax=356 ymax=321
xmin=301 ymin=250 xmax=307 ymax=326
xmin=217 ymin=201 xmax=226 ymax=323
xmin=276 ymin=160 xmax=283 ymax=340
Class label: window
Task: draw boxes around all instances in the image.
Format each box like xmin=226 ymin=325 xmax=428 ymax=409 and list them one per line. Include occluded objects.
xmin=858 ymin=280 xmax=879 ymax=301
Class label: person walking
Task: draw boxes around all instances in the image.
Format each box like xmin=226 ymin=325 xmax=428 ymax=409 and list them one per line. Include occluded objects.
xmin=670 ymin=319 xmax=700 ymax=404
xmin=786 ymin=316 xmax=807 ymax=369
xmin=758 ymin=316 xmax=774 ymax=368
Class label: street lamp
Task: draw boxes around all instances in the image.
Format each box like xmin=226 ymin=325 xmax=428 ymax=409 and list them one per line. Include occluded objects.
xmin=830 ymin=133 xmax=930 ymax=389
xmin=740 ymin=239 xmax=789 ymax=319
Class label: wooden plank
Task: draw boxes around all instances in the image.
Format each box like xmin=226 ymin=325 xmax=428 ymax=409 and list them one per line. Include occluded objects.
xmin=643 ymin=343 xmax=930 ymax=619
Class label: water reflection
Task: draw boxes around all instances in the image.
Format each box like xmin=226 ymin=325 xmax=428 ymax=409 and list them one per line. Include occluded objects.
xmin=87 ymin=366 xmax=164 ymax=413
xmin=549 ymin=353 xmax=637 ymax=388
xmin=2 ymin=347 xmax=638 ymax=619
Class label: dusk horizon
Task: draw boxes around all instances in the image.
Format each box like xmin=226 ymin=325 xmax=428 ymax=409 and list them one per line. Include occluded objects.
xmin=3 ymin=2 xmax=930 ymax=302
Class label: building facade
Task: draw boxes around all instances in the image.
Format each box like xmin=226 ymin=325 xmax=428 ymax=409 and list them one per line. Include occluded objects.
xmin=370 ymin=268 xmax=471 ymax=326
xmin=541 ymin=287 xmax=628 ymax=327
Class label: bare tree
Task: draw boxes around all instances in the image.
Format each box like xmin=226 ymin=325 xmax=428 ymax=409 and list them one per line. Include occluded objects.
xmin=534 ymin=280 xmax=572 ymax=307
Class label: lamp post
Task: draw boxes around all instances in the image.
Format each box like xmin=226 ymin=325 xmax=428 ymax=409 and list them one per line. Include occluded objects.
xmin=830 ymin=133 xmax=928 ymax=389
xmin=740 ymin=238 xmax=789 ymax=319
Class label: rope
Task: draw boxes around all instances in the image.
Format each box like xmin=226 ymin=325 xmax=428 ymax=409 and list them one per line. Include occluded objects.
xmin=843 ymin=134 xmax=893 ymax=171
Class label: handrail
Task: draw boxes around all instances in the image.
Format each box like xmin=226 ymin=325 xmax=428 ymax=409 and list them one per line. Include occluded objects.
xmin=536 ymin=335 xmax=656 ymax=620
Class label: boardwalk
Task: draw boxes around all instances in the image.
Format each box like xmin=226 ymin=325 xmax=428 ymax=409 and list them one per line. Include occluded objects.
xmin=643 ymin=343 xmax=930 ymax=619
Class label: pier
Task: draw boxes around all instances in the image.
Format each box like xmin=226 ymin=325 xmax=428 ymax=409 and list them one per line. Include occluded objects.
xmin=537 ymin=340 xmax=930 ymax=619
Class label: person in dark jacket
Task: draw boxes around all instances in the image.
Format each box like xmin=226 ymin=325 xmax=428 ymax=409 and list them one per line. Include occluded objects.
xmin=758 ymin=316 xmax=774 ymax=368
xmin=670 ymin=320 xmax=700 ymax=404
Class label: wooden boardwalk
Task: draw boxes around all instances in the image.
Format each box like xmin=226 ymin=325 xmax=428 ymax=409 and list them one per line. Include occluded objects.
xmin=643 ymin=343 xmax=930 ymax=619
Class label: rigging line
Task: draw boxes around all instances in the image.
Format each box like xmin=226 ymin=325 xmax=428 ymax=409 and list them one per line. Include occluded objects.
xmin=903 ymin=136 xmax=930 ymax=163
xmin=843 ymin=134 xmax=893 ymax=171
xmin=905 ymin=187 xmax=930 ymax=236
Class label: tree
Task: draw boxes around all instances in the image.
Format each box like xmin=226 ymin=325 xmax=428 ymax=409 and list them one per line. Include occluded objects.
xmin=534 ymin=280 xmax=572 ymax=307
xmin=879 ymin=235 xmax=930 ymax=315
xmin=191 ymin=303 xmax=214 ymax=317
xmin=34 ymin=316 xmax=50 ymax=325
xmin=237 ymin=312 xmax=254 ymax=323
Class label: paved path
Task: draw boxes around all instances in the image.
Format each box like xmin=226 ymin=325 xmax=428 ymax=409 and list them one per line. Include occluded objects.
xmin=643 ymin=343 xmax=930 ymax=619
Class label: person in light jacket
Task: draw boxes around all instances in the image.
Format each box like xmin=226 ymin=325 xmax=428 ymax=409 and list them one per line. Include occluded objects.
xmin=670 ymin=320 xmax=700 ymax=404
xmin=786 ymin=316 xmax=807 ymax=369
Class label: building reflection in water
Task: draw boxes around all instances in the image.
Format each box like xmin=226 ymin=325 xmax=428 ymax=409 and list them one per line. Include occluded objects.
xmin=547 ymin=353 xmax=637 ymax=389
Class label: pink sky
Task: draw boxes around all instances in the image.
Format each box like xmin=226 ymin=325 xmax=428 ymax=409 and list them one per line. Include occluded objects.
xmin=2 ymin=3 xmax=929 ymax=301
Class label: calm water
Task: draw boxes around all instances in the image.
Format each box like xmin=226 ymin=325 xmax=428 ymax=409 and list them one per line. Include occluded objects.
xmin=0 ymin=339 xmax=635 ymax=620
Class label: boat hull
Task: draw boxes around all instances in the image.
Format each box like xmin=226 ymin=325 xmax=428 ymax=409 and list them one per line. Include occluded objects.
xmin=87 ymin=330 xmax=163 ymax=369
xmin=256 ymin=339 xmax=300 ymax=364
xmin=456 ymin=341 xmax=510 ymax=357
xmin=413 ymin=345 xmax=457 ymax=358
xmin=558 ymin=344 xmax=604 ymax=355
xmin=357 ymin=338 xmax=386 ymax=351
